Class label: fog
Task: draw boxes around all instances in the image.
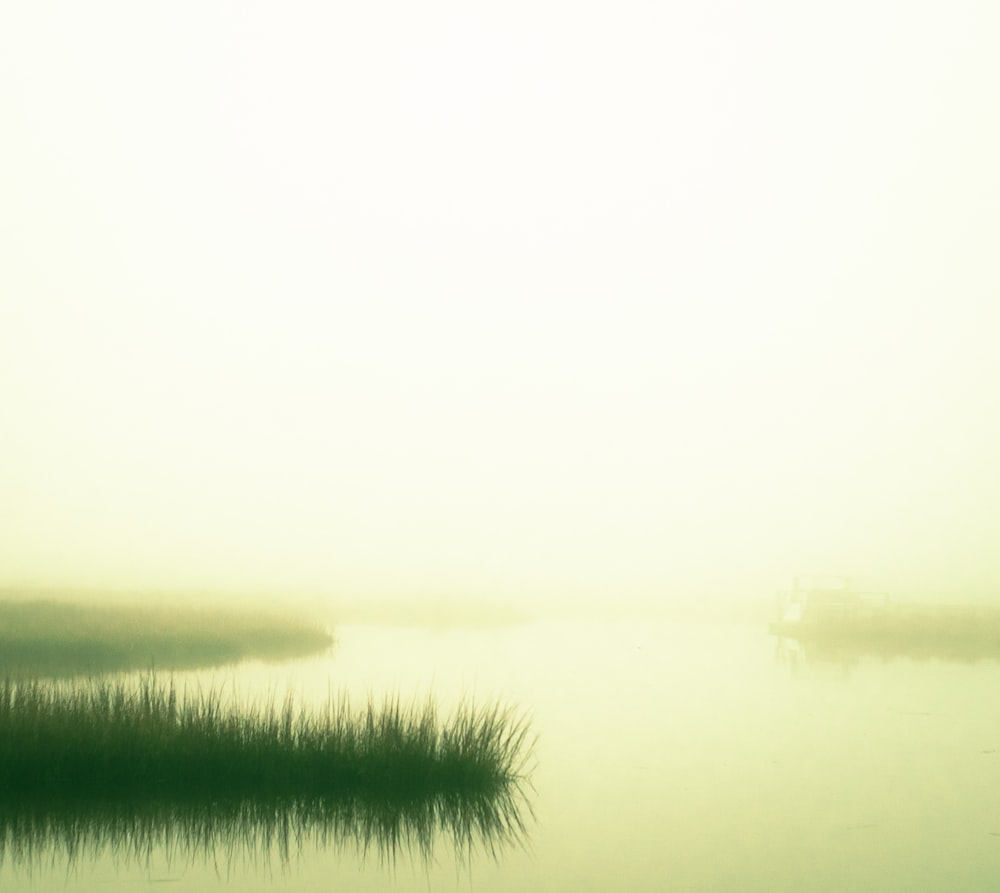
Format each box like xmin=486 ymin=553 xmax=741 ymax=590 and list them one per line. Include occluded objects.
xmin=2 ymin=1 xmax=998 ymax=613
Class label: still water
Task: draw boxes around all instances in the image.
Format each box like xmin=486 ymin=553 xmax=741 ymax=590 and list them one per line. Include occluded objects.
xmin=4 ymin=615 xmax=1000 ymax=892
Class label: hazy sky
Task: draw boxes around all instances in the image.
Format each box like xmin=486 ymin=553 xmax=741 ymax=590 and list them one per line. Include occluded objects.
xmin=2 ymin=1 xmax=998 ymax=605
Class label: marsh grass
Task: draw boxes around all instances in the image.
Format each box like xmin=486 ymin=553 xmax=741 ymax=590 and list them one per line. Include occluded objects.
xmin=0 ymin=600 xmax=333 ymax=675
xmin=0 ymin=676 xmax=533 ymax=801
xmin=0 ymin=676 xmax=533 ymax=869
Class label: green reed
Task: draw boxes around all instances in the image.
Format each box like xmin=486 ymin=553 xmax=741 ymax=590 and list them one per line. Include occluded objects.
xmin=0 ymin=677 xmax=533 ymax=804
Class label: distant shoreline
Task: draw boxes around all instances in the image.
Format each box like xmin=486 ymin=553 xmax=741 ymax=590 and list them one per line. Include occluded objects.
xmin=0 ymin=598 xmax=333 ymax=676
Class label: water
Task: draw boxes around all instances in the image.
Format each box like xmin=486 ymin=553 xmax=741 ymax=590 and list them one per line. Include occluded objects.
xmin=4 ymin=615 xmax=1000 ymax=891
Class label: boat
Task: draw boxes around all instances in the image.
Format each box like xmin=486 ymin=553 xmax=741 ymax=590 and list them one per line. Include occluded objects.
xmin=768 ymin=576 xmax=1000 ymax=660
xmin=768 ymin=575 xmax=887 ymax=635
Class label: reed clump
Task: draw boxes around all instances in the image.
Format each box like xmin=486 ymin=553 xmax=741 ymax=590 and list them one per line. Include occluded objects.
xmin=0 ymin=677 xmax=532 ymax=805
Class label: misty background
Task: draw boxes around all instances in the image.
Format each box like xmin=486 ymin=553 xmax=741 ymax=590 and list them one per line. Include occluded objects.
xmin=2 ymin=1 xmax=998 ymax=611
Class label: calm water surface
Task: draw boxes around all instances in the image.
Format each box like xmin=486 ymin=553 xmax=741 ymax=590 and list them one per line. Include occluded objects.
xmin=4 ymin=616 xmax=1000 ymax=891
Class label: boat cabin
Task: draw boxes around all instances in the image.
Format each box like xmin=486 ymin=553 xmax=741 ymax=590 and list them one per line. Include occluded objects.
xmin=775 ymin=576 xmax=886 ymax=626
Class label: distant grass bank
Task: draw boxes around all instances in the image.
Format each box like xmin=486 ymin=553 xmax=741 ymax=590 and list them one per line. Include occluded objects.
xmin=0 ymin=677 xmax=533 ymax=804
xmin=0 ymin=600 xmax=333 ymax=675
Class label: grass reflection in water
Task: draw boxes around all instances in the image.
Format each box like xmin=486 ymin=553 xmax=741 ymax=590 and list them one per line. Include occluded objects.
xmin=0 ymin=677 xmax=535 ymax=871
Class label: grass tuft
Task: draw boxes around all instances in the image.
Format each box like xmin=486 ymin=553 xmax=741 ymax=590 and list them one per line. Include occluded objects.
xmin=0 ymin=676 xmax=534 ymax=868
xmin=0 ymin=676 xmax=532 ymax=804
